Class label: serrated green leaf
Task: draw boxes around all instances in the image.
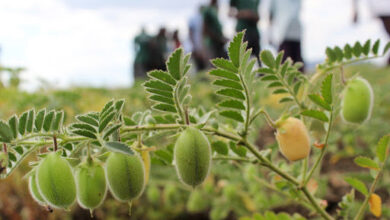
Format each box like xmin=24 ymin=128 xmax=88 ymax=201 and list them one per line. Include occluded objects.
xmin=71 ymin=123 xmax=97 ymax=133
xmin=209 ymin=69 xmax=240 ymax=81
xmin=260 ymin=50 xmax=275 ymax=68
xmin=149 ymin=95 xmax=174 ymax=105
xmin=105 ymin=141 xmax=134 ymax=156
xmin=344 ymin=44 xmax=353 ymax=59
xmin=353 ymin=42 xmax=363 ymax=57
xmin=383 ymin=41 xmax=390 ymax=55
xmin=228 ymin=31 xmax=244 ymax=67
xmin=273 ymin=89 xmax=288 ymax=94
xmin=87 ymin=112 xmax=100 ymax=120
xmin=218 ymin=100 xmax=245 ymax=110
xmin=167 ymin=48 xmax=182 ymax=80
xmin=99 ymin=111 xmax=115 ymax=133
xmin=123 ymin=116 xmax=137 ymax=126
xmin=372 ymin=39 xmax=380 ymax=55
xmin=217 ymin=89 xmax=245 ymax=100
xmin=179 ymin=85 xmax=190 ymax=102
xmin=280 ymin=62 xmax=288 ymax=77
xmin=148 ymin=70 xmax=176 ymax=85
xmin=152 ymin=104 xmax=177 ymax=113
xmin=144 ymin=80 xmax=173 ymax=92
xmin=275 ymin=51 xmax=284 ymax=69
xmin=211 ymin=141 xmax=229 ymax=155
xmin=146 ymin=88 xmax=173 ymax=98
xmin=321 ymin=74 xmax=333 ymax=104
xmin=354 ymin=156 xmax=379 ymax=170
xmin=14 ymin=146 xmax=23 ymax=155
xmin=8 ymin=115 xmax=18 ymax=139
xmin=43 ymin=110 xmax=55 ymax=132
xmin=211 ymin=58 xmax=238 ymax=73
xmin=334 ymin=46 xmax=344 ymax=62
xmin=257 ymin=67 xmax=274 ymax=74
xmin=308 ymin=94 xmax=331 ymax=111
xmin=362 ymin=40 xmax=371 ymax=55
xmin=344 ymin=177 xmax=368 ymax=195
xmin=103 ymin=124 xmax=122 ymax=139
xmin=326 ymin=47 xmax=336 ymax=63
xmin=71 ymin=129 xmax=97 ymax=139
xmin=100 ymin=100 xmax=114 ymax=116
xmin=34 ymin=109 xmax=45 ymax=132
xmin=301 ymin=110 xmax=329 ymax=122
xmin=114 ymin=99 xmax=125 ymax=113
xmin=268 ymin=82 xmax=283 ymax=88
xmin=52 ymin=111 xmax=64 ymax=131
xmin=0 ymin=121 xmax=13 ymax=143
xmin=293 ymin=81 xmax=302 ymax=94
xmin=261 ymin=75 xmax=278 ymax=81
xmin=213 ymin=79 xmax=243 ymax=90
xmin=376 ymin=135 xmax=389 ymax=162
xmin=26 ymin=109 xmax=34 ymax=133
xmin=76 ymin=114 xmax=99 ymax=127
xmin=18 ymin=112 xmax=28 ymax=135
xmin=8 ymin=152 xmax=16 ymax=161
xmin=279 ymin=97 xmax=293 ymax=103
xmin=220 ymin=110 xmax=244 ymax=122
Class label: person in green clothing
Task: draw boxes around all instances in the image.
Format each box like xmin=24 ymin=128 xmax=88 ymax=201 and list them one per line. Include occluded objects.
xmin=203 ymin=0 xmax=228 ymax=59
xmin=229 ymin=0 xmax=261 ymax=62
xmin=133 ymin=27 xmax=151 ymax=79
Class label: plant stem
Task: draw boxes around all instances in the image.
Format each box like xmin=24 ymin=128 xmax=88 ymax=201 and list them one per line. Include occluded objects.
xmin=353 ymin=151 xmax=389 ymax=220
xmin=304 ymin=108 xmax=334 ymax=185
xmin=301 ymin=186 xmax=333 ymax=220
xmin=238 ymin=72 xmax=251 ymax=137
xmin=213 ymin=155 xmax=257 ymax=163
xmin=250 ymin=109 xmax=276 ymax=128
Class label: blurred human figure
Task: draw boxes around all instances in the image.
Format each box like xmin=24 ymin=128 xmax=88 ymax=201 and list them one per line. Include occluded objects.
xmin=172 ymin=30 xmax=181 ymax=49
xmin=189 ymin=6 xmax=207 ymax=71
xmin=133 ymin=27 xmax=151 ymax=78
xmin=203 ymin=0 xmax=228 ymax=59
xmin=229 ymin=0 xmax=260 ymax=61
xmin=269 ymin=0 xmax=304 ymax=70
xmin=148 ymin=27 xmax=168 ymax=71
xmin=353 ymin=0 xmax=390 ymax=65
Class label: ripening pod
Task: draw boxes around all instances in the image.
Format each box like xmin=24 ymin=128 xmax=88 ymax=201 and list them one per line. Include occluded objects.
xmin=105 ymin=152 xmax=145 ymax=202
xmin=341 ymin=77 xmax=374 ymax=124
xmin=28 ymin=171 xmax=46 ymax=205
xmin=276 ymin=117 xmax=311 ymax=161
xmin=75 ymin=159 xmax=107 ymax=211
xmin=174 ymin=127 xmax=211 ymax=187
xmin=36 ymin=152 xmax=76 ymax=209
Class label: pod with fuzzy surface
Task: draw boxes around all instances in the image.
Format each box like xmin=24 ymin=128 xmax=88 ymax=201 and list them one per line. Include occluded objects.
xmin=28 ymin=171 xmax=46 ymax=206
xmin=75 ymin=159 xmax=107 ymax=211
xmin=36 ymin=152 xmax=76 ymax=209
xmin=105 ymin=152 xmax=145 ymax=202
xmin=174 ymin=127 xmax=211 ymax=187
xmin=276 ymin=117 xmax=311 ymax=161
xmin=341 ymin=77 xmax=374 ymax=124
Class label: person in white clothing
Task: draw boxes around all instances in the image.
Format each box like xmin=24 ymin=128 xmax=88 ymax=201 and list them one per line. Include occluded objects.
xmin=353 ymin=0 xmax=390 ymax=65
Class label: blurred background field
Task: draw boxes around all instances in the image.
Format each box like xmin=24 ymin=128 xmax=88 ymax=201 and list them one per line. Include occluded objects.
xmin=0 ymin=64 xmax=389 ymax=220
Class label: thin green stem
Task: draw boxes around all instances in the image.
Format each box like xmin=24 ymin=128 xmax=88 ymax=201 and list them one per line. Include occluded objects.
xmin=301 ymin=157 xmax=308 ymax=185
xmin=174 ymin=79 xmax=186 ymax=124
xmin=213 ymin=155 xmax=257 ymax=163
xmin=304 ymin=108 xmax=334 ymax=185
xmin=238 ymin=73 xmax=251 ymax=137
xmin=353 ymin=152 xmax=389 ymax=220
xmin=249 ymin=109 xmax=276 ymax=128
xmin=301 ymin=186 xmax=333 ymax=220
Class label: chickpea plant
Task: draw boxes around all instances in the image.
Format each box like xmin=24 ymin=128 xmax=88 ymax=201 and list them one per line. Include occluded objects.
xmin=0 ymin=32 xmax=390 ymax=219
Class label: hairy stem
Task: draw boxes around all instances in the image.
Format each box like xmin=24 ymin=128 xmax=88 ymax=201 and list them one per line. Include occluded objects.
xmin=305 ymin=108 xmax=334 ymax=185
xmin=238 ymin=72 xmax=251 ymax=137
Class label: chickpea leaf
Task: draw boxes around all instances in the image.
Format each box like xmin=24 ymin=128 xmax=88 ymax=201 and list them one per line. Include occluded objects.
xmin=376 ymin=135 xmax=390 ymax=162
xmin=104 ymin=141 xmax=134 ymax=156
xmin=354 ymin=156 xmax=379 ymax=170
xmin=344 ymin=177 xmax=368 ymax=196
xmin=301 ymin=110 xmax=329 ymax=122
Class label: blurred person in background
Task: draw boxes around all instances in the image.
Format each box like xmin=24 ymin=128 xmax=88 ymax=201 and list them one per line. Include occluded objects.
xmin=269 ymin=0 xmax=304 ymax=71
xmin=133 ymin=27 xmax=151 ymax=79
xmin=353 ymin=0 xmax=390 ymax=65
xmin=203 ymin=0 xmax=228 ymax=59
xmin=172 ymin=29 xmax=181 ymax=49
xmin=189 ymin=5 xmax=207 ymax=71
xmin=229 ymin=0 xmax=261 ymax=63
xmin=148 ymin=27 xmax=168 ymax=71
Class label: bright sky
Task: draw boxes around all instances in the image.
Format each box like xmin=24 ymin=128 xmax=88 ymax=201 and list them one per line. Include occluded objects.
xmin=0 ymin=0 xmax=388 ymax=90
